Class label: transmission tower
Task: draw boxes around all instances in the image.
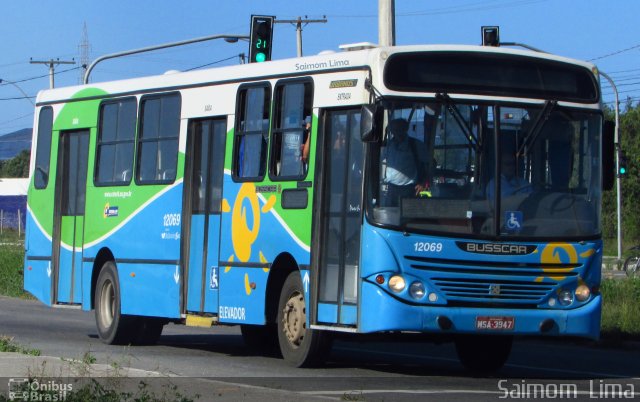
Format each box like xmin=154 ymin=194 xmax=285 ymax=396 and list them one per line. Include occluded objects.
xmin=78 ymin=22 xmax=91 ymax=84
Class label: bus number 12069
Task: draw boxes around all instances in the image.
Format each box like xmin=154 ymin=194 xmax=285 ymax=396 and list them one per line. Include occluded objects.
xmin=414 ymin=242 xmax=443 ymax=253
xmin=163 ymin=213 xmax=181 ymax=227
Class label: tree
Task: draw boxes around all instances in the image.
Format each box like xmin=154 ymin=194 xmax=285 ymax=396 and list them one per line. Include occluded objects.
xmin=0 ymin=149 xmax=30 ymax=178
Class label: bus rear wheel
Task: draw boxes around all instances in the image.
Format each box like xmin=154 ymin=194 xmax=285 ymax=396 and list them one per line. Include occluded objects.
xmin=95 ymin=261 xmax=134 ymax=345
xmin=454 ymin=334 xmax=513 ymax=373
xmin=277 ymin=272 xmax=331 ymax=367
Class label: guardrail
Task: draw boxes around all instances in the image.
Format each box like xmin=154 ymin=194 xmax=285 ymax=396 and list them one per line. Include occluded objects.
xmin=0 ymin=209 xmax=24 ymax=237
xmin=602 ymin=256 xmax=623 ymax=271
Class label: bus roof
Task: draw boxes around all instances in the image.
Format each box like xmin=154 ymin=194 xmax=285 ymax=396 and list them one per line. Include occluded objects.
xmin=35 ymin=44 xmax=599 ymax=106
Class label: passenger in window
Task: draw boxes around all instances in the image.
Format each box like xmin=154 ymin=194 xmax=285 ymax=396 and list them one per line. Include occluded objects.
xmin=301 ymin=117 xmax=311 ymax=168
xmin=381 ymin=118 xmax=428 ymax=207
xmin=487 ymin=150 xmax=531 ymax=200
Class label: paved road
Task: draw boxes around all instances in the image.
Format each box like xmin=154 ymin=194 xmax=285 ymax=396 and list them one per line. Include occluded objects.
xmin=1 ymin=296 xmax=639 ymax=401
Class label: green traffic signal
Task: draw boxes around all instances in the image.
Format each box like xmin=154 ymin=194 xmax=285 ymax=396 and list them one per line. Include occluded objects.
xmin=249 ymin=15 xmax=274 ymax=63
xmin=618 ymin=151 xmax=628 ymax=177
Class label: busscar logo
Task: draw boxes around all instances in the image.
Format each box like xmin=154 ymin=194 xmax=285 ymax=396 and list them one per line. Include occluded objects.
xmin=457 ymin=241 xmax=537 ymax=255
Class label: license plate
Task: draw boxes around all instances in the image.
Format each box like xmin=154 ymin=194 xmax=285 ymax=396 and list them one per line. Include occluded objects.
xmin=475 ymin=316 xmax=515 ymax=330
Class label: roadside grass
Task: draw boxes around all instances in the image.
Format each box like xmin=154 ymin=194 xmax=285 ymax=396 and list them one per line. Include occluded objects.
xmin=600 ymin=278 xmax=640 ymax=340
xmin=0 ymin=335 xmax=40 ymax=356
xmin=0 ymin=232 xmax=28 ymax=298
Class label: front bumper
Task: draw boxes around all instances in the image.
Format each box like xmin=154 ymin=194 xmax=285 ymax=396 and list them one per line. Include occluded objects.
xmin=360 ymin=281 xmax=601 ymax=339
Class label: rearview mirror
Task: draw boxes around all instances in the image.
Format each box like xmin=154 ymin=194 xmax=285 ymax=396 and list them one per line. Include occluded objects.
xmin=360 ymin=104 xmax=380 ymax=142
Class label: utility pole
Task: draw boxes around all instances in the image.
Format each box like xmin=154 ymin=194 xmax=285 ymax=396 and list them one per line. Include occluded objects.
xmin=29 ymin=58 xmax=76 ymax=89
xmin=379 ymin=0 xmax=396 ymax=46
xmin=274 ymin=16 xmax=327 ymax=57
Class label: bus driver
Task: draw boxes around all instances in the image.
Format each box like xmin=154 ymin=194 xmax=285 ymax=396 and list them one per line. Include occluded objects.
xmin=381 ymin=118 xmax=428 ymax=206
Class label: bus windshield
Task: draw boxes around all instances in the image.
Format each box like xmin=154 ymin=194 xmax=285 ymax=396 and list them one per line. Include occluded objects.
xmin=367 ymin=99 xmax=602 ymax=239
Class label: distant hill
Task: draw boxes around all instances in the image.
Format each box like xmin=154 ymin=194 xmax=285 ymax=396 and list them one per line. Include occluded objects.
xmin=0 ymin=128 xmax=32 ymax=160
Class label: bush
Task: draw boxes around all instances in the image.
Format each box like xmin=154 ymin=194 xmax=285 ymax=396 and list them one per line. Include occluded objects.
xmin=600 ymin=278 xmax=640 ymax=338
xmin=0 ymin=241 xmax=26 ymax=298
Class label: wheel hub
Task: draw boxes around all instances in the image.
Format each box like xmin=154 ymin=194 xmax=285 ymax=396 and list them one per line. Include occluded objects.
xmin=99 ymin=280 xmax=115 ymax=328
xmin=282 ymin=292 xmax=305 ymax=347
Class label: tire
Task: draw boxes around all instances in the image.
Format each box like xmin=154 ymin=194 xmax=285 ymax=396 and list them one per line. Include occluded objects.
xmin=240 ymin=323 xmax=278 ymax=353
xmin=277 ymin=271 xmax=332 ymax=367
xmin=94 ymin=261 xmax=135 ymax=345
xmin=624 ymin=256 xmax=640 ymax=277
xmin=454 ymin=335 xmax=512 ymax=373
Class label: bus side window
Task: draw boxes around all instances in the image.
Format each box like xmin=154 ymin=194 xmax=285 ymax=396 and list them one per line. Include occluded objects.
xmin=233 ymin=84 xmax=270 ymax=180
xmin=95 ymin=98 xmax=137 ymax=186
xmin=270 ymin=79 xmax=313 ymax=180
xmin=136 ymin=93 xmax=181 ymax=184
xmin=34 ymin=107 xmax=53 ymax=189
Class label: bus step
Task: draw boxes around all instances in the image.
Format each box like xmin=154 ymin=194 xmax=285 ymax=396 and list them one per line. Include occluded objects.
xmin=52 ymin=303 xmax=81 ymax=310
xmin=185 ymin=314 xmax=217 ymax=328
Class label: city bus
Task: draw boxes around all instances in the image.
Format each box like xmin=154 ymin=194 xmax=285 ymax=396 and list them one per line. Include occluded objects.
xmin=23 ymin=40 xmax=613 ymax=371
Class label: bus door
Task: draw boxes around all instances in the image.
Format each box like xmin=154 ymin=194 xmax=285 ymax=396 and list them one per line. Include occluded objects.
xmin=182 ymin=118 xmax=227 ymax=314
xmin=315 ymin=109 xmax=364 ymax=326
xmin=52 ymin=130 xmax=90 ymax=305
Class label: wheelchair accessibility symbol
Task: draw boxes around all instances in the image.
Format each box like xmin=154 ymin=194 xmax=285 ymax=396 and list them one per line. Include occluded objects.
xmin=505 ymin=211 xmax=523 ymax=232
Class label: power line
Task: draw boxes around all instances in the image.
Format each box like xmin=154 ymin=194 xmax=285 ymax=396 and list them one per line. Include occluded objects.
xmin=607 ymin=67 xmax=640 ymax=75
xmin=0 ymin=95 xmax=36 ymax=101
xmin=328 ymin=0 xmax=547 ymax=18
xmin=589 ymin=43 xmax=640 ymax=62
xmin=0 ymin=66 xmax=80 ymax=87
xmin=0 ymin=112 xmax=33 ymax=126
xmin=184 ymin=54 xmax=241 ymax=71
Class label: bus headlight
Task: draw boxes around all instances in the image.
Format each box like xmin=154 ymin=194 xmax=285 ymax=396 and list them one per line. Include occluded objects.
xmin=558 ymin=290 xmax=574 ymax=306
xmin=575 ymin=285 xmax=591 ymax=302
xmin=388 ymin=275 xmax=406 ymax=293
xmin=409 ymin=281 xmax=426 ymax=299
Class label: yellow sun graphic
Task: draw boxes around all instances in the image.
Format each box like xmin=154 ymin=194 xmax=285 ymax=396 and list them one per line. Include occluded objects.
xmin=222 ymin=183 xmax=275 ymax=295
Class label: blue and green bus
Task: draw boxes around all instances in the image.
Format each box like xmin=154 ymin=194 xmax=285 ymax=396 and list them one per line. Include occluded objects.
xmin=24 ymin=41 xmax=613 ymax=371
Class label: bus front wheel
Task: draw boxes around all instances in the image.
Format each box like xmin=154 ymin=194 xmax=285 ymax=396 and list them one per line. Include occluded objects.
xmin=277 ymin=271 xmax=331 ymax=367
xmin=95 ymin=261 xmax=134 ymax=345
xmin=454 ymin=334 xmax=512 ymax=373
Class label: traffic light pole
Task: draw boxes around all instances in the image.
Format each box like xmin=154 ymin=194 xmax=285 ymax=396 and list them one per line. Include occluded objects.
xmin=600 ymin=71 xmax=622 ymax=261
xmin=83 ymin=33 xmax=249 ymax=84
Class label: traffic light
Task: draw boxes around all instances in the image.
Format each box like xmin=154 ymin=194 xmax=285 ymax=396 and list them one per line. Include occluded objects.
xmin=249 ymin=15 xmax=275 ymax=63
xmin=618 ymin=151 xmax=628 ymax=177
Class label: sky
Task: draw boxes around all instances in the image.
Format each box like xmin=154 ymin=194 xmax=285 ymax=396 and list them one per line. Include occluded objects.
xmin=1 ymin=0 xmax=639 ymax=136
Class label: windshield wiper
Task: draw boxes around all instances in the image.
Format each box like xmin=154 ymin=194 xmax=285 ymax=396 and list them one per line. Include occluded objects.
xmin=436 ymin=92 xmax=479 ymax=151
xmin=517 ymin=100 xmax=557 ymax=156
